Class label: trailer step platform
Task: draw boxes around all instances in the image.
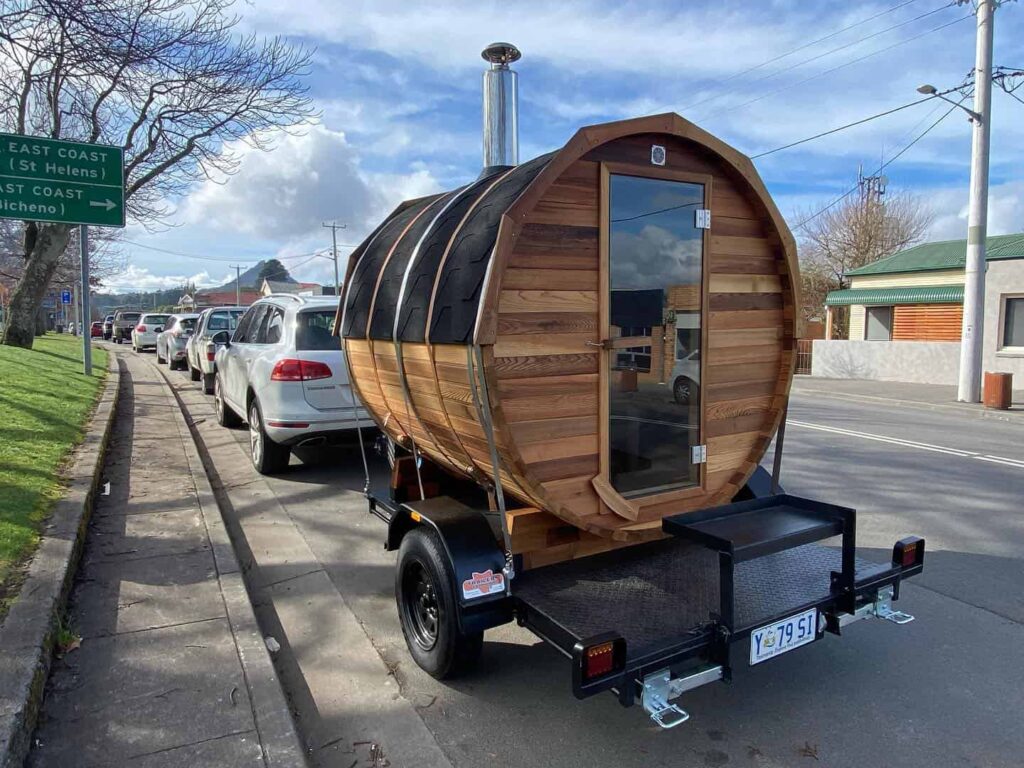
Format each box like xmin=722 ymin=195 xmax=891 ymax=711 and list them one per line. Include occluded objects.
xmin=513 ymin=538 xmax=874 ymax=659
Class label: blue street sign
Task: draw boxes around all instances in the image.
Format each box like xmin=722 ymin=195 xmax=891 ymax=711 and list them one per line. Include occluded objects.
xmin=61 ymin=290 xmax=71 ymax=304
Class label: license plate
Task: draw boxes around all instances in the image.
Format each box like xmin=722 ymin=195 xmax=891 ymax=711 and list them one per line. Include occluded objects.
xmin=749 ymin=608 xmax=818 ymax=665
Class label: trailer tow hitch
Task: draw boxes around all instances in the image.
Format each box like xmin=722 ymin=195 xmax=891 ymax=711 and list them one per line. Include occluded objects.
xmin=641 ymin=665 xmax=724 ymax=728
xmin=836 ymin=585 xmax=915 ymax=629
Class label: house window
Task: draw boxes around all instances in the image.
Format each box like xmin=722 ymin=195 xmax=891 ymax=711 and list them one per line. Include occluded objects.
xmin=1002 ymin=296 xmax=1024 ymax=350
xmin=865 ymin=306 xmax=893 ymax=341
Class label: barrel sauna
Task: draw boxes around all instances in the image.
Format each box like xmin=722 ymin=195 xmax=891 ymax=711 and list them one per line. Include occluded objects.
xmin=341 ymin=112 xmax=798 ymax=556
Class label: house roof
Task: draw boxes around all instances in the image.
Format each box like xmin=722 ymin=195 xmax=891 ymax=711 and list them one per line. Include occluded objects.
xmin=196 ymin=289 xmax=260 ymax=306
xmin=846 ymin=233 xmax=1024 ymax=277
xmin=825 ymin=285 xmax=964 ymax=306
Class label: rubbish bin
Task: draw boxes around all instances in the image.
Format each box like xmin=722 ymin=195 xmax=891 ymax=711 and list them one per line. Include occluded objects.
xmin=983 ymin=371 xmax=1013 ymax=410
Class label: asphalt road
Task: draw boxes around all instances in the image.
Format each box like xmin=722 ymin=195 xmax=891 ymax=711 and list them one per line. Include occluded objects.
xmin=143 ymin=342 xmax=1024 ymax=768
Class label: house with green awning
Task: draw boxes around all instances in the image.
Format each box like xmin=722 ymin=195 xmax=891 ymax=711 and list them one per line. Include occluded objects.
xmin=815 ymin=233 xmax=1024 ymax=384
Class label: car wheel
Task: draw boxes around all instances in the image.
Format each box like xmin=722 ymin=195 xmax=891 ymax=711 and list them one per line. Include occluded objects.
xmin=673 ymin=376 xmax=694 ymax=405
xmin=396 ymin=528 xmax=484 ymax=679
xmin=156 ymin=344 xmax=165 ymax=364
xmin=248 ymin=399 xmax=290 ymax=474
xmin=248 ymin=399 xmax=290 ymax=473
xmin=190 ymin=364 xmax=201 ymax=382
xmin=202 ymin=372 xmax=215 ymax=396
xmin=214 ymin=375 xmax=242 ymax=428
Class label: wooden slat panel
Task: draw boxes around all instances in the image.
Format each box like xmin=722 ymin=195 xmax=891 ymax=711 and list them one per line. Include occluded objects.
xmin=493 ymin=353 xmax=599 ymax=379
xmin=893 ymin=304 xmax=963 ymax=341
xmin=709 ymin=274 xmax=783 ymax=294
xmin=709 ymin=327 xmax=782 ymax=347
xmin=707 ymin=343 xmax=782 ymax=365
xmin=710 ymin=215 xmax=766 ymax=238
xmin=502 ymin=268 xmax=598 ymax=291
xmin=499 ymin=290 xmax=598 ymax=314
xmin=709 ymin=292 xmax=783 ymax=311
xmin=493 ymin=332 xmax=597 ymax=357
xmin=709 ymin=309 xmax=784 ymax=329
xmin=497 ymin=312 xmax=598 ymax=336
xmin=709 ymin=235 xmax=775 ymax=258
xmin=519 ymin=433 xmax=599 ymax=464
xmin=510 ymin=415 xmax=598 ymax=444
xmin=709 ymin=253 xmax=780 ymax=275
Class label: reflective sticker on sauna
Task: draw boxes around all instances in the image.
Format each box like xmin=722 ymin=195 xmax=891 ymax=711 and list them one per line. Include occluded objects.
xmin=462 ymin=569 xmax=505 ymax=599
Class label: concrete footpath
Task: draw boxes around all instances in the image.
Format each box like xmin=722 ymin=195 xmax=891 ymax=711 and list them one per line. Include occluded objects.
xmin=27 ymin=353 xmax=304 ymax=767
xmin=793 ymin=375 xmax=1023 ymax=422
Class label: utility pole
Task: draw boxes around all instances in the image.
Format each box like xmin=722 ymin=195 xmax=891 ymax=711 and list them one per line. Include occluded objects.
xmin=81 ymin=225 xmax=92 ymax=376
xmin=322 ymin=221 xmax=347 ymax=297
xmin=957 ymin=0 xmax=995 ymax=403
xmin=230 ymin=264 xmax=244 ymax=307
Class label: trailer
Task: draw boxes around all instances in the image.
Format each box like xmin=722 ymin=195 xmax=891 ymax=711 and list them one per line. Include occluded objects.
xmin=337 ymin=43 xmax=924 ymax=727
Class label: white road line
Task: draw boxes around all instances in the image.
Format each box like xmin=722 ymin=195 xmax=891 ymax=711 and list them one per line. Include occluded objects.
xmin=788 ymin=419 xmax=1024 ymax=469
xmin=787 ymin=420 xmax=976 ymax=457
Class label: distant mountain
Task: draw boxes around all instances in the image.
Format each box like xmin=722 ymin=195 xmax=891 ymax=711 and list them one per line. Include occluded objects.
xmin=217 ymin=261 xmax=267 ymax=290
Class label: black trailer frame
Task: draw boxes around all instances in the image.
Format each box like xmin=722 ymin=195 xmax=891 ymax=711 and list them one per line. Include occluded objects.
xmin=369 ymin=480 xmax=924 ymax=726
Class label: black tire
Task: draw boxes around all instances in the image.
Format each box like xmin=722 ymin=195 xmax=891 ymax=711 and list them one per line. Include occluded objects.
xmin=673 ymin=376 xmax=694 ymax=405
xmin=202 ymin=372 xmax=215 ymax=396
xmin=396 ymin=528 xmax=483 ymax=679
xmin=190 ymin=364 xmax=201 ymax=382
xmin=156 ymin=343 xmax=165 ymax=363
xmin=214 ymin=375 xmax=242 ymax=428
xmin=247 ymin=399 xmax=290 ymax=474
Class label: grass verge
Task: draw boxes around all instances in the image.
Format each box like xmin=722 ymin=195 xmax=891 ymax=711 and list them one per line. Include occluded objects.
xmin=0 ymin=332 xmax=107 ymax=620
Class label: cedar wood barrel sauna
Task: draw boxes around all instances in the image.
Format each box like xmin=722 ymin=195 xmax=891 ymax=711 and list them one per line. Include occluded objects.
xmin=341 ymin=45 xmax=798 ymax=570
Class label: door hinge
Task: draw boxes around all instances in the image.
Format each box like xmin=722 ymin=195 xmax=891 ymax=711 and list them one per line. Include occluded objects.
xmin=695 ymin=209 xmax=711 ymax=229
xmin=691 ymin=444 xmax=707 ymax=464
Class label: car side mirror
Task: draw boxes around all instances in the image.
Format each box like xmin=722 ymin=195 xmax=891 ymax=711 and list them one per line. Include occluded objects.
xmin=212 ymin=330 xmax=231 ymax=346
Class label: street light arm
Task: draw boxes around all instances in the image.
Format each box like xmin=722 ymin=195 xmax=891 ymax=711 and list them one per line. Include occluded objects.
xmin=930 ymin=91 xmax=982 ymax=122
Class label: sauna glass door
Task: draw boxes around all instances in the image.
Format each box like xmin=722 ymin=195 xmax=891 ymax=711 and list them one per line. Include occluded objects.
xmin=606 ymin=174 xmax=704 ymax=497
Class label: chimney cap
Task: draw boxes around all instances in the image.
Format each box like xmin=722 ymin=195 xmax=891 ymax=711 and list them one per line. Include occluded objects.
xmin=482 ymin=42 xmax=521 ymax=67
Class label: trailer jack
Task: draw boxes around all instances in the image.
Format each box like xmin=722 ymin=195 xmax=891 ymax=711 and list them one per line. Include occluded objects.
xmin=641 ymin=665 xmax=723 ymax=729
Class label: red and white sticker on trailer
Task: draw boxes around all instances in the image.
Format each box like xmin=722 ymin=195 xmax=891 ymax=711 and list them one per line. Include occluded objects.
xmin=462 ymin=569 xmax=505 ymax=599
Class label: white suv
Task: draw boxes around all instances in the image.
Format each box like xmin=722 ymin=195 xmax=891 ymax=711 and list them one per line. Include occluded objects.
xmin=186 ymin=306 xmax=246 ymax=394
xmin=213 ymin=295 xmax=373 ymax=473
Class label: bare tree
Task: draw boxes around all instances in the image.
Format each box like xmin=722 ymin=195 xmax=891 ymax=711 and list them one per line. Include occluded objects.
xmin=795 ymin=188 xmax=933 ymax=334
xmin=0 ymin=0 xmax=315 ymax=347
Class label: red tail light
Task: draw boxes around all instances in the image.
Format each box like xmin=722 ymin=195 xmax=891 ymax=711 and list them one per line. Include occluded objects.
xmin=271 ymin=358 xmax=332 ymax=382
xmin=136 ymin=324 xmax=146 ymax=332
xmin=206 ymin=344 xmax=216 ymax=362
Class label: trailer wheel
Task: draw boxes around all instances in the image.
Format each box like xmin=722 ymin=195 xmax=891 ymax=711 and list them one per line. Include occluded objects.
xmin=396 ymin=528 xmax=482 ymax=679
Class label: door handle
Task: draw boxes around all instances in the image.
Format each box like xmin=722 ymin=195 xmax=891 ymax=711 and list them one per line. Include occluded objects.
xmin=585 ymin=339 xmax=612 ymax=350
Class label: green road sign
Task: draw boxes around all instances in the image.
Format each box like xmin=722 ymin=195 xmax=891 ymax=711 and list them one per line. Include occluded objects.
xmin=0 ymin=133 xmax=124 ymax=227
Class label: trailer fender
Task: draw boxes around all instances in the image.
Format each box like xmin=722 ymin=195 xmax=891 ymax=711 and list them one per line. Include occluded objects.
xmin=389 ymin=499 xmax=512 ymax=633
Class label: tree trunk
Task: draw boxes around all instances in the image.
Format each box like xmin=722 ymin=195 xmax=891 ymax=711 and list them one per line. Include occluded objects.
xmin=1 ymin=223 xmax=72 ymax=349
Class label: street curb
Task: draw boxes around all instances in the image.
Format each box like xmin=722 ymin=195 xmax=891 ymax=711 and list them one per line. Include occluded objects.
xmin=792 ymin=383 xmax=1024 ymax=424
xmin=0 ymin=353 xmax=119 ymax=768
xmin=155 ymin=363 xmax=308 ymax=768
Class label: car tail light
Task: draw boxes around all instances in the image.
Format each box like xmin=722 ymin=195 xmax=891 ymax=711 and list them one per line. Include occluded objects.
xmin=206 ymin=343 xmax=216 ymax=362
xmin=271 ymin=358 xmax=332 ymax=382
xmin=892 ymin=536 xmax=925 ymax=568
xmin=136 ymin=324 xmax=146 ymax=332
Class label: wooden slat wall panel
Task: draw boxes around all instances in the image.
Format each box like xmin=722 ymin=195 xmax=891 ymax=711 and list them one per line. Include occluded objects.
xmin=485 ymin=135 xmax=791 ymax=555
xmin=893 ymin=304 xmax=963 ymax=341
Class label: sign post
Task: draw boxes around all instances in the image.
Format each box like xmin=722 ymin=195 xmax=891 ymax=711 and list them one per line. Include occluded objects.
xmin=0 ymin=133 xmax=125 ymax=373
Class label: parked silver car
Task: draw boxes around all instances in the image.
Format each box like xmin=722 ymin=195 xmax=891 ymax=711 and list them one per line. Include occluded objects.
xmin=213 ymin=295 xmax=372 ymax=474
xmin=156 ymin=314 xmax=199 ymax=369
xmin=185 ymin=306 xmax=246 ymax=394
xmin=132 ymin=313 xmax=171 ymax=352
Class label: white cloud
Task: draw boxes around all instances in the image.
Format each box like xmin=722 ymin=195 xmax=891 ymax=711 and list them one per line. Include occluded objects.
xmin=96 ymin=265 xmax=221 ymax=294
xmin=928 ymin=181 xmax=1024 ymax=241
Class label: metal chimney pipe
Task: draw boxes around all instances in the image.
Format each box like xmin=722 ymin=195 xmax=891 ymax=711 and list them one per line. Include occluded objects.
xmin=481 ymin=42 xmax=520 ymax=169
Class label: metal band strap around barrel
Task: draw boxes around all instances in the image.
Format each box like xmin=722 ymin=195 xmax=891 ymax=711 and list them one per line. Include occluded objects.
xmin=468 ymin=343 xmax=515 ymax=581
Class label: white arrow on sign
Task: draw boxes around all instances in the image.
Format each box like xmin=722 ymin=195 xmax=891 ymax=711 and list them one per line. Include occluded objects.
xmin=89 ymin=199 xmax=116 ymax=211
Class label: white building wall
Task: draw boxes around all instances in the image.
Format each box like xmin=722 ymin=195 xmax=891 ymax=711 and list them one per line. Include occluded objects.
xmin=983 ymin=259 xmax=1024 ymax=382
xmin=812 ymin=340 xmax=960 ymax=384
xmin=849 ymin=269 xmax=964 ymax=289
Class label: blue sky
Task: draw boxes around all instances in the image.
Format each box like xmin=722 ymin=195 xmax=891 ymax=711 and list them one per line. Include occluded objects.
xmin=106 ymin=0 xmax=1024 ymax=293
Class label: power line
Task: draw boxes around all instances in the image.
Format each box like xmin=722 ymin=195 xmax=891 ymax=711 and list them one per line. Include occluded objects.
xmin=669 ymin=0 xmax=923 ymax=115
xmin=701 ymin=13 xmax=972 ymax=121
xmin=793 ymin=99 xmax=961 ymax=230
xmin=686 ymin=1 xmax=953 ymax=116
xmin=750 ymin=95 xmax=935 ymax=159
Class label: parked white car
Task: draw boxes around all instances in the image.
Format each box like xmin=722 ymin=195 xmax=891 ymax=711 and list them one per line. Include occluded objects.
xmin=670 ymin=348 xmax=700 ymax=404
xmin=213 ymin=295 xmax=373 ymax=473
xmin=156 ymin=314 xmax=199 ymax=369
xmin=131 ymin=313 xmax=171 ymax=352
xmin=185 ymin=306 xmax=246 ymax=394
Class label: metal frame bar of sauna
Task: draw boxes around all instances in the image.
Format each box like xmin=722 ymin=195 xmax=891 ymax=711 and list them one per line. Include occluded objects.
xmin=368 ymin=488 xmax=924 ymax=727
